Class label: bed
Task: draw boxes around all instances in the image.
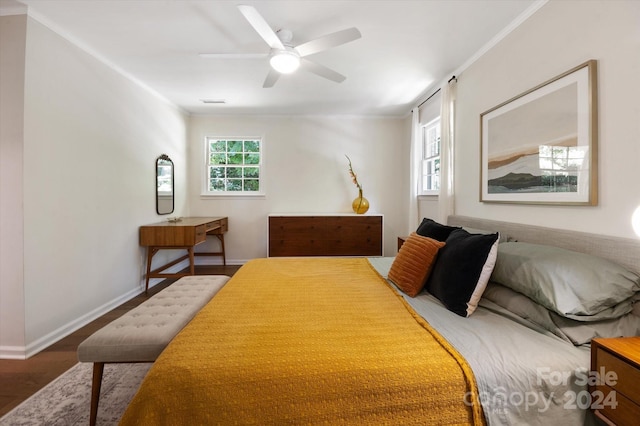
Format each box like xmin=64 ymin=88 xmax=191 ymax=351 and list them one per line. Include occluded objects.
xmin=120 ymin=215 xmax=640 ymax=425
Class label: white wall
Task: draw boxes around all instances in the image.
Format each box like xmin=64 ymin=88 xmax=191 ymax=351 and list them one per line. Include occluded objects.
xmin=0 ymin=15 xmax=189 ymax=358
xmin=0 ymin=14 xmax=27 ymax=357
xmin=10 ymin=0 xmax=636 ymax=358
xmin=455 ymin=0 xmax=640 ymax=238
xmin=0 ymin=12 xmax=410 ymax=358
xmin=188 ymin=115 xmax=410 ymax=260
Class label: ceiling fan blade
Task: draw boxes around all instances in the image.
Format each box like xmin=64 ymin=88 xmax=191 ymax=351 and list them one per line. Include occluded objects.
xmin=300 ymin=59 xmax=346 ymax=83
xmin=238 ymin=5 xmax=285 ymax=50
xmin=263 ymin=69 xmax=281 ymax=88
xmin=199 ymin=53 xmax=268 ymax=59
xmin=295 ymin=27 xmax=361 ymax=57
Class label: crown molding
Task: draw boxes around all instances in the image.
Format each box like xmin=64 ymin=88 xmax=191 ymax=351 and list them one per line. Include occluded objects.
xmin=412 ymin=0 xmax=549 ymax=110
xmin=0 ymin=0 xmax=27 ymax=16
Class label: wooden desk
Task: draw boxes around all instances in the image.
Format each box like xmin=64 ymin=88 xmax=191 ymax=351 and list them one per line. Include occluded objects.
xmin=140 ymin=217 xmax=228 ymax=292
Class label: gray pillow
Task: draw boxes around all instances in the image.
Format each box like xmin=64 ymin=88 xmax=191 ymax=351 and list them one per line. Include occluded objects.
xmin=491 ymin=242 xmax=640 ymax=320
xmin=483 ymin=282 xmax=640 ymax=345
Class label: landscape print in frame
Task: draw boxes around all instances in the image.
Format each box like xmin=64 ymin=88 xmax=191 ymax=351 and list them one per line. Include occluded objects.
xmin=480 ymin=60 xmax=598 ymax=205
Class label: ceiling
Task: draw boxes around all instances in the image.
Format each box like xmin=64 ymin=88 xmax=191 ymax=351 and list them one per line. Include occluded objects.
xmin=4 ymin=0 xmax=540 ymax=116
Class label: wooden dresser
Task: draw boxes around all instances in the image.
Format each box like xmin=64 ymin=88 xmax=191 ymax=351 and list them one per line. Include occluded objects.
xmin=268 ymin=214 xmax=383 ymax=257
xmin=590 ymin=337 xmax=640 ymax=425
xmin=140 ymin=217 xmax=228 ymax=291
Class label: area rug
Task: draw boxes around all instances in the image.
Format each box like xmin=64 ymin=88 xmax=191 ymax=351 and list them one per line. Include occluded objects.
xmin=0 ymin=362 xmax=151 ymax=426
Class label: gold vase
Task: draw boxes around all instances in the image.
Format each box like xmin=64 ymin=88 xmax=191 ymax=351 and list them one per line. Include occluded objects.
xmin=352 ymin=189 xmax=369 ymax=214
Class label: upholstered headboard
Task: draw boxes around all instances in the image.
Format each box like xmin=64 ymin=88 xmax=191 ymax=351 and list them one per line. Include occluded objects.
xmin=448 ymin=215 xmax=640 ymax=276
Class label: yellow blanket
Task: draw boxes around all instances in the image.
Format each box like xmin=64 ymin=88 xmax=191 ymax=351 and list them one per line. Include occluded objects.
xmin=120 ymin=258 xmax=483 ymax=425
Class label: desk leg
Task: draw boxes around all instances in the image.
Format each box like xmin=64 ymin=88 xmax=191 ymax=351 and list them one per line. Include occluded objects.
xmin=145 ymin=247 xmax=159 ymax=293
xmin=215 ymin=234 xmax=226 ymax=266
xmin=194 ymin=234 xmax=226 ymax=266
xmin=188 ymin=247 xmax=195 ymax=275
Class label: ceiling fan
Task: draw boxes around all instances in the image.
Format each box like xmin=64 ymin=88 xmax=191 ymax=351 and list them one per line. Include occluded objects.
xmin=200 ymin=4 xmax=361 ymax=88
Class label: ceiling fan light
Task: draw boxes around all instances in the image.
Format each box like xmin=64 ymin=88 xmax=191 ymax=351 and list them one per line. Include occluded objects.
xmin=270 ymin=50 xmax=300 ymax=74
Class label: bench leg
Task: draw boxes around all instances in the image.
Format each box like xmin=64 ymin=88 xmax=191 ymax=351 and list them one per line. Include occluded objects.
xmin=90 ymin=362 xmax=104 ymax=426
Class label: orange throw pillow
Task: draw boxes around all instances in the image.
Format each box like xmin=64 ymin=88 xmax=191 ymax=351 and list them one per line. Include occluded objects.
xmin=388 ymin=232 xmax=445 ymax=297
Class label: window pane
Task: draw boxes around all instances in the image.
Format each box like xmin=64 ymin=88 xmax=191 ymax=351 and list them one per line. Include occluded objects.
xmin=210 ymin=140 xmax=226 ymax=153
xmin=226 ymin=179 xmax=242 ymax=191
xmin=228 ymin=153 xmax=243 ymax=164
xmin=227 ymin=167 xmax=242 ymax=178
xmin=244 ymin=140 xmax=259 ymax=152
xmin=228 ymin=141 xmax=243 ymax=153
xmin=244 ymin=167 xmax=259 ymax=178
xmin=209 ymin=178 xmax=225 ymax=191
xmin=244 ymin=153 xmax=260 ymax=164
xmin=211 ymin=153 xmax=226 ymax=165
xmin=244 ymin=179 xmax=259 ymax=191
xmin=210 ymin=166 xmax=225 ymax=179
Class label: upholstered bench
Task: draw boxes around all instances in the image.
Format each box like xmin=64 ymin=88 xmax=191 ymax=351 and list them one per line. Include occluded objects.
xmin=77 ymin=275 xmax=230 ymax=426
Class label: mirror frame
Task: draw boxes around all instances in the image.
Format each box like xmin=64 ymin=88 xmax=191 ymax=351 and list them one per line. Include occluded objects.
xmin=156 ymin=154 xmax=174 ymax=215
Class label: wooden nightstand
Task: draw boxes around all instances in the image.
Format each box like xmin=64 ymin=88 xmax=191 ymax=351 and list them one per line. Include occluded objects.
xmin=397 ymin=236 xmax=408 ymax=252
xmin=590 ymin=337 xmax=640 ymax=425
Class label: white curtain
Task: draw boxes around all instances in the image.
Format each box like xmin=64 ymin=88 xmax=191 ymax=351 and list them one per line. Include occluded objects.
xmin=437 ymin=78 xmax=457 ymax=224
xmin=408 ymin=108 xmax=420 ymax=233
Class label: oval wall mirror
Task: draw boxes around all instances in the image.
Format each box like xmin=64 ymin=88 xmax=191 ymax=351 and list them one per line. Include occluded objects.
xmin=156 ymin=154 xmax=174 ymax=215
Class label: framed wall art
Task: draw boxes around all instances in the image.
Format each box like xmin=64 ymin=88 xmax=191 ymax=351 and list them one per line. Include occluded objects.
xmin=480 ymin=60 xmax=598 ymax=205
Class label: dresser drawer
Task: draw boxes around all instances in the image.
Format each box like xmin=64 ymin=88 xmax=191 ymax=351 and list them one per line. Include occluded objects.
xmin=268 ymin=238 xmax=328 ymax=257
xmin=205 ymin=220 xmax=220 ymax=231
xmin=595 ymin=384 xmax=640 ymax=426
xmin=591 ymin=337 xmax=640 ymax=426
xmin=596 ymin=348 xmax=640 ymax=404
xmin=269 ymin=216 xmax=321 ymax=238
xmin=194 ymin=225 xmax=207 ymax=244
xmin=140 ymin=217 xmax=228 ymax=247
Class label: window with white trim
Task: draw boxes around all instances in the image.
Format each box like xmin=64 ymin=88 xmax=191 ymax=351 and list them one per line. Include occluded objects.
xmin=204 ymin=137 xmax=263 ymax=194
xmin=420 ymin=118 xmax=441 ymax=194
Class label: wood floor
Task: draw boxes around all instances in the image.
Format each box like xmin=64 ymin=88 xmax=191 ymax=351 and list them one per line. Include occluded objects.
xmin=0 ymin=265 xmax=241 ymax=418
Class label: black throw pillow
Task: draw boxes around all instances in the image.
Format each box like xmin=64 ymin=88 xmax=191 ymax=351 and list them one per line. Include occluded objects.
xmin=416 ymin=218 xmax=460 ymax=242
xmin=426 ymin=228 xmax=499 ymax=317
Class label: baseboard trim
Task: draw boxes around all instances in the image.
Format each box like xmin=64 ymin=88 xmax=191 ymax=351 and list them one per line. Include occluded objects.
xmin=1 ymin=259 xmax=246 ymax=359
xmin=0 ymin=345 xmax=28 ymax=360
xmin=22 ymin=286 xmax=141 ymax=359
xmin=194 ymin=258 xmax=247 ymax=266
xmin=0 ymin=287 xmax=139 ymax=360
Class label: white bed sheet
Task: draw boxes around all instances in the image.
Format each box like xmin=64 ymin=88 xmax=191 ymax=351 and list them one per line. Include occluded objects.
xmin=368 ymin=257 xmax=597 ymax=426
